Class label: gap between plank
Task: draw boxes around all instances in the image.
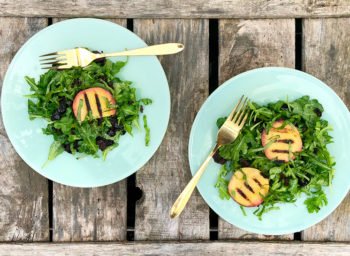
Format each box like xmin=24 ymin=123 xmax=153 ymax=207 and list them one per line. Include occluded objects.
xmin=48 ymin=180 xmax=53 ymax=242
xmin=209 ymin=19 xmax=219 ymax=94
xmin=295 ymin=18 xmax=302 ymax=70
xmin=47 ymin=17 xmax=53 ymax=242
xmin=126 ymin=18 xmax=137 ymax=242
xmin=294 ymin=18 xmax=303 ymax=240
xmin=209 ymin=19 xmax=219 ymax=240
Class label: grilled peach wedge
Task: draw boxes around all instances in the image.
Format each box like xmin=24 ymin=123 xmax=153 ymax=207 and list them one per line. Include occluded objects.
xmin=228 ymin=168 xmax=269 ymax=207
xmin=261 ymin=120 xmax=302 ymax=163
xmin=73 ymin=87 xmax=116 ymax=121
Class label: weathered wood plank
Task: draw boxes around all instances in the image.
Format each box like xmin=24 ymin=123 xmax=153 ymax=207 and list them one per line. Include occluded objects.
xmin=1 ymin=241 xmax=350 ymax=255
xmin=302 ymin=18 xmax=350 ymax=241
xmin=0 ymin=17 xmax=49 ymax=241
xmin=1 ymin=0 xmax=350 ymax=18
xmin=134 ymin=19 xmax=209 ymax=240
xmin=218 ymin=19 xmax=295 ymax=240
xmin=52 ymin=18 xmax=127 ymax=242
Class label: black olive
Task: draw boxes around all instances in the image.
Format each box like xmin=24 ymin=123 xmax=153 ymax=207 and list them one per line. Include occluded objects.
xmin=51 ymin=111 xmax=61 ymax=121
xmin=109 ymin=117 xmax=124 ymax=131
xmin=58 ymin=99 xmax=67 ymax=114
xmin=96 ymin=136 xmax=114 ymax=151
xmin=92 ymin=51 xmax=106 ymax=66
xmin=72 ymin=79 xmax=81 ymax=88
xmin=314 ymin=108 xmax=322 ymax=117
xmin=281 ymin=104 xmax=289 ymax=111
xmin=239 ymin=158 xmax=250 ymax=167
xmin=107 ymin=129 xmax=116 ymax=137
xmin=109 ymin=116 xmax=118 ymax=126
xmin=253 ymin=118 xmax=262 ymax=124
xmin=98 ymin=75 xmax=107 ymax=82
xmin=298 ymin=174 xmax=311 ymax=187
xmin=140 ymin=105 xmax=144 ymax=113
xmin=52 ymin=127 xmax=62 ymax=134
xmin=108 ymin=81 xmax=114 ymax=88
xmin=63 ymin=143 xmax=72 ymax=154
xmin=213 ymin=151 xmax=227 ymax=164
xmin=279 ymin=173 xmax=290 ymax=186
xmin=66 ymin=99 xmax=73 ymax=106
xmin=95 ymin=118 xmax=102 ymax=126
xmin=73 ymin=140 xmax=81 ymax=151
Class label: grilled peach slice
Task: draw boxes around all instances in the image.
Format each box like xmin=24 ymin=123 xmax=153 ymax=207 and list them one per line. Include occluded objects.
xmin=228 ymin=167 xmax=269 ymax=207
xmin=261 ymin=120 xmax=302 ymax=163
xmin=73 ymin=87 xmax=116 ymax=121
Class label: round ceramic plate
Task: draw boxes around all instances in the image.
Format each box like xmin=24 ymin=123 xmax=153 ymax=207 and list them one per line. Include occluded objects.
xmin=1 ymin=18 xmax=170 ymax=187
xmin=189 ymin=67 xmax=350 ymax=235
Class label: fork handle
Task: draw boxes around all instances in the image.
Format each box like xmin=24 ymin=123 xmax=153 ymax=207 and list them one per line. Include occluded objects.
xmin=170 ymin=144 xmax=220 ymax=219
xmin=100 ymin=43 xmax=184 ymax=57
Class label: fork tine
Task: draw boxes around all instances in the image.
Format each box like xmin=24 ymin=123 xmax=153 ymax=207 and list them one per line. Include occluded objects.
xmin=40 ymin=61 xmax=67 ymax=66
xmin=41 ymin=66 xmax=62 ymax=70
xmin=239 ymin=110 xmax=249 ymax=128
xmin=39 ymin=56 xmax=66 ymax=62
xmin=232 ymin=97 xmax=247 ymax=123
xmin=39 ymin=50 xmax=66 ymax=58
xmin=39 ymin=51 xmax=60 ymax=57
xmin=236 ymin=101 xmax=249 ymax=124
xmin=226 ymin=96 xmax=243 ymax=122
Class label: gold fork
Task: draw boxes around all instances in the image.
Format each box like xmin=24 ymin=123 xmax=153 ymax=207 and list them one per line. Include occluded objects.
xmin=170 ymin=96 xmax=249 ymax=219
xmin=39 ymin=43 xmax=184 ymax=69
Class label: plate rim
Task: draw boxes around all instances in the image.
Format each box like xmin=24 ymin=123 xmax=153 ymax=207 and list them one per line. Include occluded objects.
xmin=1 ymin=18 xmax=171 ymax=187
xmin=188 ymin=66 xmax=350 ymax=235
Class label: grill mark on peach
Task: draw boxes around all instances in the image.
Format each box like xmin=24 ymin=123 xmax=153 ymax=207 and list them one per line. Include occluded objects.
xmin=276 ymin=139 xmax=294 ymax=144
xmin=272 ymin=149 xmax=289 ymax=153
xmin=84 ymin=93 xmax=91 ymax=112
xmin=95 ymin=93 xmax=103 ymax=117
xmin=244 ymin=182 xmax=254 ymax=193
xmin=253 ymin=178 xmax=262 ymax=187
xmin=236 ymin=188 xmax=249 ymax=201
xmin=274 ymin=160 xmax=286 ymax=164
xmin=271 ymin=128 xmax=291 ymax=134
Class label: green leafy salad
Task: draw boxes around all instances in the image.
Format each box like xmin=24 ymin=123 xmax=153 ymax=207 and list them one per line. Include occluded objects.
xmin=214 ymin=96 xmax=335 ymax=219
xmin=25 ymin=55 xmax=151 ymax=167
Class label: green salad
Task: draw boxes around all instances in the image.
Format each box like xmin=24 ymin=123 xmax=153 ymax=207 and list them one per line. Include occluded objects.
xmin=214 ymin=96 xmax=335 ymax=219
xmin=25 ymin=55 xmax=151 ymax=167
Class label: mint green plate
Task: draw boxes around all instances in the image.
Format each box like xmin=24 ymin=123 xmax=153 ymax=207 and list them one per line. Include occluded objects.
xmin=1 ymin=18 xmax=170 ymax=187
xmin=189 ymin=67 xmax=350 ymax=235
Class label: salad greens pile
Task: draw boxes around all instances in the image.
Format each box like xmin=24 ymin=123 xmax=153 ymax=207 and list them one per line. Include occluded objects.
xmin=215 ymin=96 xmax=335 ymax=219
xmin=25 ymin=56 xmax=151 ymax=167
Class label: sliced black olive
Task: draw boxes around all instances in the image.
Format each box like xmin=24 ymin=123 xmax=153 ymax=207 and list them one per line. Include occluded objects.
xmin=213 ymin=151 xmax=227 ymax=165
xmin=239 ymin=158 xmax=250 ymax=167
xmin=314 ymin=108 xmax=322 ymax=117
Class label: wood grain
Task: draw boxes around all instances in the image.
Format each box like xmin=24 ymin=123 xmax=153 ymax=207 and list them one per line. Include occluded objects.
xmin=52 ymin=19 xmax=127 ymax=242
xmin=218 ymin=19 xmax=295 ymax=240
xmin=302 ymin=18 xmax=350 ymax=241
xmin=1 ymin=0 xmax=350 ymax=18
xmin=0 ymin=17 xmax=49 ymax=241
xmin=133 ymin=19 xmax=210 ymax=240
xmin=1 ymin=241 xmax=350 ymax=255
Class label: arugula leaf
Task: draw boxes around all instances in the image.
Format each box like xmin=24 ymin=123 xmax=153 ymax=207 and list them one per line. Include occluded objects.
xmin=42 ymin=141 xmax=64 ymax=168
xmin=304 ymin=190 xmax=328 ymax=213
xmin=143 ymin=115 xmax=150 ymax=146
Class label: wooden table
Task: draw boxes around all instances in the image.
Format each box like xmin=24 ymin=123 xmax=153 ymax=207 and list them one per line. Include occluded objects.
xmin=1 ymin=1 xmax=350 ymax=255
